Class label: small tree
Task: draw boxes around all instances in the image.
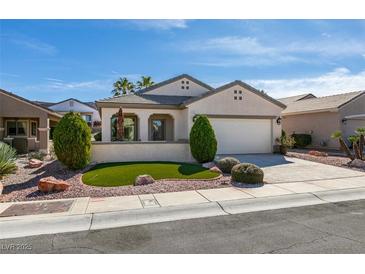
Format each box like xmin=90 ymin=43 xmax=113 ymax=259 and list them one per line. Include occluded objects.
xmin=348 ymin=135 xmax=361 ymax=160
xmin=331 ymin=130 xmax=354 ymax=160
xmin=53 ymin=112 xmax=91 ymax=169
xmin=189 ymin=115 xmax=217 ymax=163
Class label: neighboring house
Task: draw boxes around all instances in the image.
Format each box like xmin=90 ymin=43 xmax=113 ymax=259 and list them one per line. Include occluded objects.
xmin=0 ymin=89 xmax=61 ymax=153
xmin=94 ymin=74 xmax=285 ymax=162
xmin=279 ymin=91 xmax=365 ymax=149
xmin=35 ymin=98 xmax=101 ymax=126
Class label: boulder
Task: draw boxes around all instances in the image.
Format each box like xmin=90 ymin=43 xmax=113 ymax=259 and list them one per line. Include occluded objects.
xmin=134 ymin=174 xmax=155 ymax=186
xmin=210 ymin=166 xmax=222 ymax=174
xmin=202 ymin=162 xmax=216 ymax=169
xmin=349 ymin=159 xmax=365 ymax=168
xmin=28 ymin=159 xmax=43 ymax=168
xmin=38 ymin=176 xmax=70 ymax=193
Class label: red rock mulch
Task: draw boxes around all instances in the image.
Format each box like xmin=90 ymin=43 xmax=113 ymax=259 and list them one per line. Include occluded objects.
xmin=0 ymin=158 xmax=230 ymax=203
xmin=287 ymin=151 xmax=365 ymax=172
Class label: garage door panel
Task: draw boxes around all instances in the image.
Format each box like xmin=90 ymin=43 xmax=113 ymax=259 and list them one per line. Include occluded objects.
xmin=210 ymin=118 xmax=272 ymax=154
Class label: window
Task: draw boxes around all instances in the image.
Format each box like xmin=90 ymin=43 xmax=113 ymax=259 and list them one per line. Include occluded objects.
xmin=186 ymin=86 xmax=189 ymax=90
xmin=181 ymin=86 xmax=185 ymax=89
xmin=186 ymin=80 xmax=189 ymax=84
xmin=234 ymin=90 xmax=237 ymax=94
xmin=181 ymin=80 xmax=185 ymax=84
xmin=6 ymin=120 xmax=28 ymax=136
xmin=82 ymin=115 xmax=92 ymax=123
xmin=31 ymin=121 xmax=37 ymax=136
xmin=239 ymin=90 xmax=242 ymax=94
xmin=151 ymin=119 xmax=165 ymax=141
xmin=111 ymin=116 xmax=136 ymax=141
xmin=234 ymin=96 xmax=237 ymax=100
xmin=239 ymin=96 xmax=242 ymax=100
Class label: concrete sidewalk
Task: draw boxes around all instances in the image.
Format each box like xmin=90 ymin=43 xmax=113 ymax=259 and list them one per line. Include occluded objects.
xmin=1 ymin=175 xmax=365 ymax=239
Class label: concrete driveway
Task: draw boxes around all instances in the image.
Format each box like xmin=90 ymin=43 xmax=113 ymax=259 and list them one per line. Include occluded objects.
xmin=216 ymin=154 xmax=365 ymax=184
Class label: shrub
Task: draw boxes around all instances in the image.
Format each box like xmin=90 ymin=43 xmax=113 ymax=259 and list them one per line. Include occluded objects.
xmin=292 ymin=134 xmax=312 ymax=148
xmin=231 ymin=163 xmax=264 ymax=184
xmin=53 ymin=112 xmax=91 ymax=169
xmin=94 ymin=132 xmax=102 ymax=141
xmin=189 ymin=115 xmax=217 ymax=163
xmin=0 ymin=142 xmax=17 ymax=177
xmin=216 ymin=157 xmax=240 ymax=173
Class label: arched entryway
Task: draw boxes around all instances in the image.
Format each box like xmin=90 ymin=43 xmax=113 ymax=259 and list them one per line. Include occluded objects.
xmin=148 ymin=114 xmax=174 ymax=141
xmin=110 ymin=113 xmax=139 ymax=141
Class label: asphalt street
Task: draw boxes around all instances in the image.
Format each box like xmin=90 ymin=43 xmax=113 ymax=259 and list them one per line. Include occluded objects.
xmin=1 ymin=199 xmax=365 ymax=253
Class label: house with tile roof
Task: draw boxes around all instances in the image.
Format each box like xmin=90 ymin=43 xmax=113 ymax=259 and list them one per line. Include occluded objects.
xmin=278 ymin=91 xmax=365 ymax=149
xmin=94 ymin=74 xmax=285 ymax=162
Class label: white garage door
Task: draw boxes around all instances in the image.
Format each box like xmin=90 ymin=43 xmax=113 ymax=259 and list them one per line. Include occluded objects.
xmin=209 ymin=118 xmax=272 ymax=154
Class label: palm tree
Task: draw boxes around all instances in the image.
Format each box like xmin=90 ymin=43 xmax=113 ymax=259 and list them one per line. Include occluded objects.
xmin=348 ymin=135 xmax=361 ymax=160
xmin=136 ymin=76 xmax=155 ymax=91
xmin=111 ymin=77 xmax=135 ymax=96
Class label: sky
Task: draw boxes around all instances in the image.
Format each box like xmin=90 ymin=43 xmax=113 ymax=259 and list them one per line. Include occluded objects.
xmin=1 ymin=19 xmax=365 ymax=102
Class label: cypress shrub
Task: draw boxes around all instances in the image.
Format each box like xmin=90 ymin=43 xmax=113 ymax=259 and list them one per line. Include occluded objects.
xmin=292 ymin=134 xmax=312 ymax=148
xmin=53 ymin=112 xmax=91 ymax=169
xmin=189 ymin=115 xmax=217 ymax=163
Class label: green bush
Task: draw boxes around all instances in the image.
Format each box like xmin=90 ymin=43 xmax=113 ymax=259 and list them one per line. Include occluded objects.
xmin=189 ymin=115 xmax=217 ymax=163
xmin=231 ymin=163 xmax=264 ymax=184
xmin=292 ymin=134 xmax=312 ymax=148
xmin=28 ymin=151 xmax=47 ymax=161
xmin=94 ymin=132 xmax=102 ymax=141
xmin=53 ymin=112 xmax=91 ymax=169
xmin=0 ymin=142 xmax=17 ymax=177
xmin=216 ymin=157 xmax=240 ymax=173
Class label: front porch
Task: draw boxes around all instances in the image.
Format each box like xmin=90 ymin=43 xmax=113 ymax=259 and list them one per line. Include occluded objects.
xmin=102 ymin=108 xmax=186 ymax=142
xmin=0 ymin=116 xmax=59 ymax=154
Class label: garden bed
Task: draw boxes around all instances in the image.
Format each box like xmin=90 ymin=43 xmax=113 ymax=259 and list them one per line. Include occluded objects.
xmin=287 ymin=151 xmax=365 ymax=173
xmin=0 ymin=158 xmax=229 ymax=203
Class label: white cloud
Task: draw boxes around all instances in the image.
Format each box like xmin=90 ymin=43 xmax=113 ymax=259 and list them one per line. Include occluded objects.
xmin=129 ymin=20 xmax=188 ymax=30
xmin=6 ymin=35 xmax=57 ymax=55
xmin=248 ymin=67 xmax=365 ymax=98
xmin=184 ymin=35 xmax=365 ymax=67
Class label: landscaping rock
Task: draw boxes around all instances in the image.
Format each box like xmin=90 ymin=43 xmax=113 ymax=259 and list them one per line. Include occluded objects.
xmin=134 ymin=174 xmax=155 ymax=186
xmin=308 ymin=150 xmax=328 ymax=157
xmin=349 ymin=159 xmax=365 ymax=169
xmin=27 ymin=159 xmax=43 ymax=168
xmin=38 ymin=176 xmax=70 ymax=193
xmin=210 ymin=166 xmax=222 ymax=174
xmin=202 ymin=162 xmax=215 ymax=169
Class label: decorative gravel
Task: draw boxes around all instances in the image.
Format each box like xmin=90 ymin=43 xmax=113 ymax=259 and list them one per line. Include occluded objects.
xmin=0 ymin=157 xmax=230 ymax=203
xmin=287 ymin=151 xmax=365 ymax=173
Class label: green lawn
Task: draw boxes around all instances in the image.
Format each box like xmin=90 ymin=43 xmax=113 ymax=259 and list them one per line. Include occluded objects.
xmin=82 ymin=161 xmax=220 ymax=187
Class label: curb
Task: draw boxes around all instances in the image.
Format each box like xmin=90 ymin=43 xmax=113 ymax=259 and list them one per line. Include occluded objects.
xmin=0 ymin=214 xmax=92 ymax=240
xmin=218 ymin=193 xmax=327 ymax=214
xmin=314 ymin=187 xmax=365 ymax=203
xmin=91 ymin=202 xmax=226 ymax=230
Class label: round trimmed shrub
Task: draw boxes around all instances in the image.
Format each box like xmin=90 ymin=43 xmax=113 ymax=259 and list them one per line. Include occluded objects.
xmin=216 ymin=157 xmax=240 ymax=173
xmin=53 ymin=112 xmax=91 ymax=170
xmin=189 ymin=115 xmax=217 ymax=163
xmin=231 ymin=163 xmax=264 ymax=184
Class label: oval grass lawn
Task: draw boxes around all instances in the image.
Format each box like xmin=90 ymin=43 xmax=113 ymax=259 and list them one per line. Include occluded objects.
xmin=82 ymin=161 xmax=220 ymax=187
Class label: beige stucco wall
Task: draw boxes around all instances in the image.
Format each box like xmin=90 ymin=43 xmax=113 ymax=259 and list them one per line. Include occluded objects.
xmin=186 ymin=84 xmax=283 ymax=145
xmin=144 ymin=77 xmax=209 ymax=97
xmin=339 ymin=93 xmax=365 ymax=138
xmin=101 ymin=107 xmax=187 ymax=142
xmin=92 ymin=142 xmax=193 ymax=163
xmin=282 ymin=111 xmax=341 ymax=149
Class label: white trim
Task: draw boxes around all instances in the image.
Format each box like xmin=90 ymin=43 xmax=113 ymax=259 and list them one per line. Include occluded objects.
xmin=344 ymin=114 xmax=365 ymax=120
xmin=37 ymin=127 xmax=50 ymax=132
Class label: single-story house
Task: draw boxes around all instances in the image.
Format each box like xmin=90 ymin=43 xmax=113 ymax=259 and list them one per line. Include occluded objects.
xmin=0 ymin=88 xmax=61 ymax=153
xmin=279 ymin=91 xmax=365 ymax=149
xmin=35 ymin=98 xmax=101 ymax=126
xmin=94 ymin=74 xmax=285 ymax=162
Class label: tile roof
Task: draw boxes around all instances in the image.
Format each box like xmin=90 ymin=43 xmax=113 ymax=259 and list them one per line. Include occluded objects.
xmin=282 ymin=91 xmax=365 ymax=115
xmin=97 ymin=93 xmax=193 ymax=106
xmin=278 ymin=93 xmax=316 ymax=105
